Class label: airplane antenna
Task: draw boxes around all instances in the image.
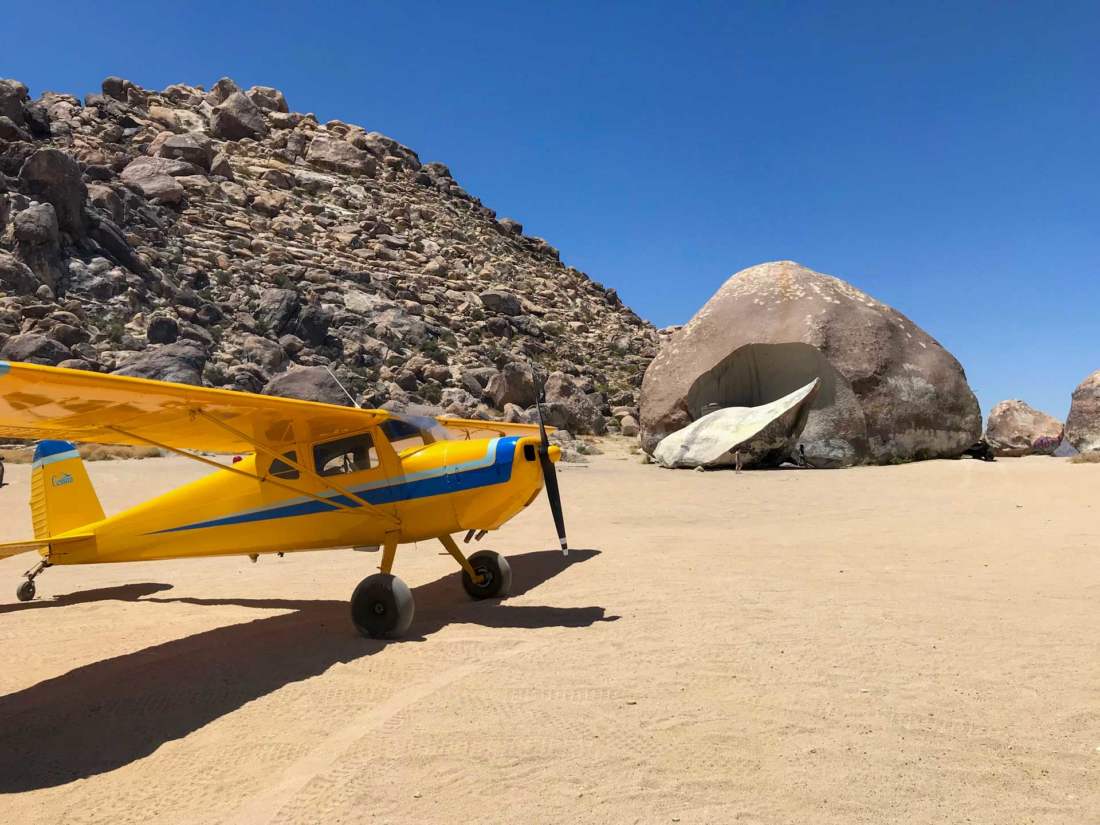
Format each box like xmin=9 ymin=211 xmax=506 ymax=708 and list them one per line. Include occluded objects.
xmin=324 ymin=367 xmax=362 ymax=409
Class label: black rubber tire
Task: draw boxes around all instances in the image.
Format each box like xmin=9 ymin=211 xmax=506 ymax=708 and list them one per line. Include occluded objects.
xmin=16 ymin=580 xmax=35 ymax=602
xmin=350 ymin=573 xmax=414 ymax=639
xmin=462 ymin=550 xmax=512 ymax=600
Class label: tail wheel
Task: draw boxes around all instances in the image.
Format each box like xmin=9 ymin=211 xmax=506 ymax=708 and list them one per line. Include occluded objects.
xmin=462 ymin=550 xmax=512 ymax=600
xmin=350 ymin=573 xmax=414 ymax=638
xmin=16 ymin=580 xmax=35 ymax=602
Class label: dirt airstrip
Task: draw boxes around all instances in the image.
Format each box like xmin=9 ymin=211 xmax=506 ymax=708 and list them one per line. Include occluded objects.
xmin=0 ymin=440 xmax=1097 ymax=824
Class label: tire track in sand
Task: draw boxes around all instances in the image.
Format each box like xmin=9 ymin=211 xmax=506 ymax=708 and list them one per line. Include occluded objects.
xmin=220 ymin=637 xmax=545 ymax=825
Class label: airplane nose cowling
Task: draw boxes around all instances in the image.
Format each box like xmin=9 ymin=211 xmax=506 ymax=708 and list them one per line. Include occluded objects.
xmin=548 ymin=444 xmax=562 ymax=463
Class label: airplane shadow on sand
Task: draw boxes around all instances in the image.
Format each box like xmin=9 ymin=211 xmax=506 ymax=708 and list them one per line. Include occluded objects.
xmin=0 ymin=549 xmax=611 ymax=793
xmin=0 ymin=582 xmax=175 ymax=615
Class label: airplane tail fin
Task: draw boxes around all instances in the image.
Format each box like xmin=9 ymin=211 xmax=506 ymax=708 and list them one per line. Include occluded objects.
xmin=30 ymin=440 xmax=105 ymax=538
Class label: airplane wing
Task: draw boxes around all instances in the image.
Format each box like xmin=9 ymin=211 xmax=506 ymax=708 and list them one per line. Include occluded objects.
xmin=0 ymin=360 xmax=388 ymax=453
xmin=434 ymin=416 xmax=552 ymax=440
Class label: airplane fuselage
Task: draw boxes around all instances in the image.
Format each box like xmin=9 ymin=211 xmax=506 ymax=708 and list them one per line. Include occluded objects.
xmin=41 ymin=433 xmax=546 ymax=566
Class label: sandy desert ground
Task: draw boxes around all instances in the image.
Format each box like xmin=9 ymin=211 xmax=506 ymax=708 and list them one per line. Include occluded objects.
xmin=0 ymin=440 xmax=1097 ymax=824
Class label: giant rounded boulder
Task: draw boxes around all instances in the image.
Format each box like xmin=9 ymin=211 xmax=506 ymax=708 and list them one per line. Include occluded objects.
xmin=1065 ymin=370 xmax=1100 ymax=453
xmin=640 ymin=261 xmax=981 ymax=466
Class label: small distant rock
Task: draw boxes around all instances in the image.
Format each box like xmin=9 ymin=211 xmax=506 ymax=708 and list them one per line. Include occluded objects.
xmin=480 ymin=289 xmax=522 ymax=316
xmin=0 ymin=78 xmax=29 ymax=125
xmin=543 ymin=371 xmax=607 ymax=435
xmin=13 ymin=202 xmax=66 ymax=292
xmin=147 ymin=315 xmax=179 ymax=344
xmin=18 ymin=148 xmax=87 ymax=236
xmin=112 ymin=341 xmax=207 ymax=385
xmin=257 ymin=287 xmax=300 ymax=335
xmin=295 ymin=303 xmax=333 ymax=346
xmin=263 ymin=366 xmax=352 ymax=406
xmin=204 ymin=77 xmax=242 ymax=106
xmin=0 ymin=332 xmax=70 ymax=366
xmin=485 ymin=363 xmax=536 ymax=408
xmin=247 ymin=85 xmax=289 ymax=113
xmin=985 ymin=400 xmax=1064 ymax=456
xmin=156 ymin=132 xmax=215 ymax=171
xmin=87 ymin=184 xmax=124 ymax=223
xmin=101 ymin=76 xmax=135 ymax=102
xmin=57 ymin=358 xmax=95 ymax=372
xmin=238 ymin=333 xmax=287 ymax=371
xmin=209 ymin=152 xmax=233 ymax=179
xmin=503 ymin=402 xmax=531 ymax=423
xmin=209 ymin=91 xmax=268 ymax=141
xmin=0 ymin=250 xmax=40 ymax=294
xmin=120 ymin=156 xmax=195 ymax=204
xmin=620 ymin=414 xmax=640 ymax=437
xmin=0 ymin=114 xmax=30 ymax=141
xmin=306 ymin=135 xmax=377 ymax=177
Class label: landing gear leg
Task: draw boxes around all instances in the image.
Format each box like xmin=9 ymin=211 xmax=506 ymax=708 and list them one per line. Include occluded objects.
xmin=350 ymin=532 xmax=414 ymax=639
xmin=17 ymin=559 xmax=49 ymax=602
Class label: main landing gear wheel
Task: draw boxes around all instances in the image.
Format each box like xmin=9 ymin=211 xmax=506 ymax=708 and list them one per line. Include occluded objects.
xmin=16 ymin=579 xmax=35 ymax=602
xmin=350 ymin=573 xmax=414 ymax=639
xmin=462 ymin=550 xmax=512 ymax=600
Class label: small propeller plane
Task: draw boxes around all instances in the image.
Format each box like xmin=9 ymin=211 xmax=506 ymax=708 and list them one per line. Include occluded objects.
xmin=0 ymin=359 xmax=570 ymax=638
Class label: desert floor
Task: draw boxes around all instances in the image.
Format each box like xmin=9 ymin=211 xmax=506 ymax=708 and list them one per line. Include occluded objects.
xmin=0 ymin=441 xmax=1097 ymax=824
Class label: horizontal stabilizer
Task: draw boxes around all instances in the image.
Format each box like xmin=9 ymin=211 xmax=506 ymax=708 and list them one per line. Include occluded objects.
xmin=0 ymin=533 xmax=94 ymax=559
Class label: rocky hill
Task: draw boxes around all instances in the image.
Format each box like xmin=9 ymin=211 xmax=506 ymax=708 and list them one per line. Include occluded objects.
xmin=0 ymin=76 xmax=656 ymax=434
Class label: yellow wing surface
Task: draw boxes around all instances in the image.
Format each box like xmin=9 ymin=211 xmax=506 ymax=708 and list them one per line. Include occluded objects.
xmin=0 ymin=360 xmax=551 ymax=452
xmin=435 ymin=416 xmax=549 ymax=440
xmin=0 ymin=360 xmax=385 ymax=452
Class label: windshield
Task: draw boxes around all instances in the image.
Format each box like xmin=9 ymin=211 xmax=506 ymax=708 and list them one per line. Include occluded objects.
xmin=380 ymin=418 xmax=435 ymax=457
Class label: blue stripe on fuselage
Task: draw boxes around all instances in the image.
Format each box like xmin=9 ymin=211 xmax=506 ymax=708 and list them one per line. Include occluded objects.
xmin=153 ymin=437 xmax=520 ymax=533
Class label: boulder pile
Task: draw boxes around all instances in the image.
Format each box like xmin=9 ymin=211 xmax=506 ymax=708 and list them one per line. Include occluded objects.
xmin=640 ymin=261 xmax=982 ymax=466
xmin=0 ymin=76 xmax=658 ymax=432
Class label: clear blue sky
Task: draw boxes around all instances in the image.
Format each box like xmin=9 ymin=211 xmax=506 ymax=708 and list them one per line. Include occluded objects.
xmin=4 ymin=1 xmax=1098 ymax=419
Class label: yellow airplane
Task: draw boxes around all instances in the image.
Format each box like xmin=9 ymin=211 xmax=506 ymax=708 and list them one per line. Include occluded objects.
xmin=0 ymin=359 xmax=569 ymax=638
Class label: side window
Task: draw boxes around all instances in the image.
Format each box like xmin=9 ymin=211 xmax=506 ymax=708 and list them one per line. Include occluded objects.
xmin=269 ymin=451 xmax=299 ymax=480
xmin=314 ymin=433 xmax=375 ymax=477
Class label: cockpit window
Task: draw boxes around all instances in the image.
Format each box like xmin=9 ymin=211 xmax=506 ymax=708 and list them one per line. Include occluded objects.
xmin=269 ymin=451 xmax=300 ymax=480
xmin=314 ymin=433 xmax=375 ymax=477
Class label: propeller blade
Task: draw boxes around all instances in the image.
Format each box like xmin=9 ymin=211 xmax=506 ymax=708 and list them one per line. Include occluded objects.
xmin=539 ymin=448 xmax=568 ymax=554
xmin=533 ymin=367 xmax=568 ymax=555
xmin=534 ymin=370 xmax=550 ymax=448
